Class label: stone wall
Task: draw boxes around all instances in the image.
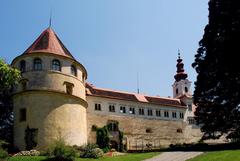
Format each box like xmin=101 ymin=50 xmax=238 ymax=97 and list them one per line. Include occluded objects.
xmin=13 ymin=91 xmax=88 ymax=150
xmin=86 ymin=96 xmax=202 ymax=150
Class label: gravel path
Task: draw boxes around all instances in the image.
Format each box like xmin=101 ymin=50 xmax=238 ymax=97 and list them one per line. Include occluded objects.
xmin=143 ymin=151 xmax=203 ymax=161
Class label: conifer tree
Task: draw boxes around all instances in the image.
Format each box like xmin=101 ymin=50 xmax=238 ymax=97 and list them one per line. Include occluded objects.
xmin=193 ymin=0 xmax=240 ymax=140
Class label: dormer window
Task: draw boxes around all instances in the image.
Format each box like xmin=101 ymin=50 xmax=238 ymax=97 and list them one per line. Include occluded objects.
xmin=33 ymin=58 xmax=42 ymax=71
xmin=52 ymin=59 xmax=61 ymax=71
xmin=71 ymin=65 xmax=77 ymax=76
xmin=64 ymin=82 xmax=74 ymax=95
xmin=19 ymin=60 xmax=26 ymax=72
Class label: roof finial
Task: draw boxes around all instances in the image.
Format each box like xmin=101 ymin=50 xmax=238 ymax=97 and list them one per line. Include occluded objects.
xmin=178 ymin=49 xmax=181 ymax=59
xmin=49 ymin=8 xmax=52 ymax=28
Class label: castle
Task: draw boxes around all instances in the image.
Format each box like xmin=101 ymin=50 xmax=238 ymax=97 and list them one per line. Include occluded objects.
xmin=11 ymin=27 xmax=201 ymax=150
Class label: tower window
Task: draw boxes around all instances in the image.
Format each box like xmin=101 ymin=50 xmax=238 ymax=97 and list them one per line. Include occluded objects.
xmin=95 ymin=104 xmax=101 ymax=111
xmin=82 ymin=73 xmax=85 ymax=82
xmin=21 ymin=81 xmax=27 ymax=91
xmin=19 ymin=108 xmax=26 ymax=122
xmin=19 ymin=60 xmax=26 ymax=72
xmin=129 ymin=107 xmax=135 ymax=114
xmin=109 ymin=105 xmax=115 ymax=112
xmin=185 ymin=87 xmax=188 ymax=93
xmin=52 ymin=59 xmax=61 ymax=71
xmin=71 ymin=65 xmax=77 ymax=76
xmin=33 ymin=58 xmax=42 ymax=71
xmin=176 ymin=88 xmax=179 ymax=95
xmin=64 ymin=82 xmax=74 ymax=95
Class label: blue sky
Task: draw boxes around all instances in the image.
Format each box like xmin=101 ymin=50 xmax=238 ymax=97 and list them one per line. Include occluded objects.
xmin=0 ymin=0 xmax=208 ymax=97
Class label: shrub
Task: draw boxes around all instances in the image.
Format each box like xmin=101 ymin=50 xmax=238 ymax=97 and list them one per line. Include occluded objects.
xmin=47 ymin=139 xmax=76 ymax=161
xmin=0 ymin=148 xmax=8 ymax=161
xmin=80 ymin=144 xmax=103 ymax=159
xmin=96 ymin=126 xmax=110 ymax=150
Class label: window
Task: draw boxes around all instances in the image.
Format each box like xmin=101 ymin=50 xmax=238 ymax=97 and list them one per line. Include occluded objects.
xmin=147 ymin=109 xmax=153 ymax=116
xmin=188 ymin=117 xmax=195 ymax=124
xmin=139 ymin=108 xmax=144 ymax=115
xmin=22 ymin=81 xmax=27 ymax=91
xmin=164 ymin=111 xmax=169 ymax=117
xmin=82 ymin=73 xmax=85 ymax=82
xmin=64 ymin=82 xmax=74 ymax=95
xmin=185 ymin=87 xmax=188 ymax=93
xmin=146 ymin=128 xmax=152 ymax=133
xmin=120 ymin=106 xmax=126 ymax=113
xmin=25 ymin=126 xmax=38 ymax=149
xmin=129 ymin=107 xmax=135 ymax=114
xmin=156 ymin=110 xmax=161 ymax=117
xmin=20 ymin=108 xmax=26 ymax=122
xmin=176 ymin=88 xmax=179 ymax=95
xmin=52 ymin=59 xmax=61 ymax=71
xmin=188 ymin=104 xmax=192 ymax=111
xmin=172 ymin=112 xmax=177 ymax=118
xmin=19 ymin=60 xmax=26 ymax=72
xmin=109 ymin=105 xmax=115 ymax=112
xmin=180 ymin=112 xmax=184 ymax=119
xmin=33 ymin=58 xmax=42 ymax=71
xmin=95 ymin=104 xmax=101 ymax=111
xmin=71 ymin=65 xmax=77 ymax=76
xmin=107 ymin=121 xmax=118 ymax=131
xmin=177 ymin=128 xmax=183 ymax=133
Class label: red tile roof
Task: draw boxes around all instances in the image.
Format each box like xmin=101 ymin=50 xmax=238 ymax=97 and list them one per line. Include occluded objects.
xmin=22 ymin=28 xmax=75 ymax=59
xmin=86 ymin=83 xmax=186 ymax=108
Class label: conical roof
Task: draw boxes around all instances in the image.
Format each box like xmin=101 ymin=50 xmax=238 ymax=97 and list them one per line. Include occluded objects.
xmin=22 ymin=27 xmax=75 ymax=59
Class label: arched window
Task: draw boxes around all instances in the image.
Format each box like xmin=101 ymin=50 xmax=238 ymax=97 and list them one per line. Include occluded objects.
xmin=52 ymin=59 xmax=61 ymax=71
xmin=33 ymin=58 xmax=42 ymax=71
xmin=71 ymin=65 xmax=77 ymax=76
xmin=19 ymin=60 xmax=26 ymax=72
xmin=176 ymin=88 xmax=179 ymax=95
xmin=185 ymin=87 xmax=188 ymax=93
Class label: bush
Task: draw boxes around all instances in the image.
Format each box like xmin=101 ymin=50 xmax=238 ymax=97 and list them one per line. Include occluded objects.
xmin=47 ymin=139 xmax=76 ymax=161
xmin=0 ymin=149 xmax=8 ymax=161
xmin=80 ymin=144 xmax=103 ymax=159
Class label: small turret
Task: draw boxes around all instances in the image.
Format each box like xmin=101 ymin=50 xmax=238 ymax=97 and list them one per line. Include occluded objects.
xmin=172 ymin=51 xmax=191 ymax=98
xmin=174 ymin=52 xmax=188 ymax=82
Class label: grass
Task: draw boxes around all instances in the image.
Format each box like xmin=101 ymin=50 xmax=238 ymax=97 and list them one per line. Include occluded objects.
xmin=8 ymin=152 xmax=160 ymax=161
xmin=187 ymin=150 xmax=240 ymax=161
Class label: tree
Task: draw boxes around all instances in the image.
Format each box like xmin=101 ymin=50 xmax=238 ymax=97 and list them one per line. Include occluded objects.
xmin=193 ymin=0 xmax=240 ymax=140
xmin=0 ymin=59 xmax=20 ymax=143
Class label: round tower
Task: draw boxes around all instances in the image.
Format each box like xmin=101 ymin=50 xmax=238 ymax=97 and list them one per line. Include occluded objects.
xmin=11 ymin=28 xmax=88 ymax=150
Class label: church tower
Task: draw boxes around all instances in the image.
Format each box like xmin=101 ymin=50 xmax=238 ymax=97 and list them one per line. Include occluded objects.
xmin=11 ymin=28 xmax=88 ymax=150
xmin=172 ymin=51 xmax=192 ymax=98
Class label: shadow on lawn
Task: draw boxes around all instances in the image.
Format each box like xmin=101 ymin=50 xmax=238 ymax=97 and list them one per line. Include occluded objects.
xmin=128 ymin=143 xmax=240 ymax=153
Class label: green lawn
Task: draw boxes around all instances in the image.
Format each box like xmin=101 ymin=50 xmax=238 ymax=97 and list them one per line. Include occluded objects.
xmin=187 ymin=150 xmax=240 ymax=161
xmin=8 ymin=152 xmax=159 ymax=161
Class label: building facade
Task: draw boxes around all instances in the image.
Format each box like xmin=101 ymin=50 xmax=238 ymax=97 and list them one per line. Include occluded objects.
xmin=11 ymin=27 xmax=201 ymax=150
